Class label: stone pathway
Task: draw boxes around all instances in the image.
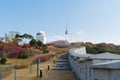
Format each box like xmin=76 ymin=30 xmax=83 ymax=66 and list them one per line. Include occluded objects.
xmin=45 ymin=53 xmax=77 ymax=80
xmin=53 ymin=53 xmax=71 ymax=70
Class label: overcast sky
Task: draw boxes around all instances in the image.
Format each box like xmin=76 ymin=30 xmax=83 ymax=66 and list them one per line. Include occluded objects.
xmin=0 ymin=0 xmax=120 ymax=44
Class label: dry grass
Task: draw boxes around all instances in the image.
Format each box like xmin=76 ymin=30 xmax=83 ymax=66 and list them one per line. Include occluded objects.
xmin=2 ymin=46 xmax=69 ymax=80
xmin=48 ymin=46 xmax=68 ymax=54
xmin=3 ymin=56 xmax=57 ymax=80
xmin=6 ymin=46 xmax=68 ymax=66
xmin=6 ymin=54 xmax=41 ymax=69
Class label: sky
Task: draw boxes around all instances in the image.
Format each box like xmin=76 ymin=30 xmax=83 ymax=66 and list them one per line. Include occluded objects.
xmin=0 ymin=0 xmax=120 ymax=44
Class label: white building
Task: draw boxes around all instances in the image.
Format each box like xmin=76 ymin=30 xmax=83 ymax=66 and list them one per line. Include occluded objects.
xmin=84 ymin=53 xmax=120 ymax=80
xmin=68 ymin=46 xmax=120 ymax=80
xmin=92 ymin=60 xmax=120 ymax=80
xmin=36 ymin=31 xmax=46 ymax=44
xmin=68 ymin=46 xmax=88 ymax=80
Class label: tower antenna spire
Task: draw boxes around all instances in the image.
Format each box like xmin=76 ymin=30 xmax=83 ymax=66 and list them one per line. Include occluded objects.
xmin=65 ymin=25 xmax=69 ymax=41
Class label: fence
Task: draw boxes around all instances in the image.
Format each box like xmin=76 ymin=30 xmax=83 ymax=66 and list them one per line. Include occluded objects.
xmin=0 ymin=62 xmax=37 ymax=80
xmin=0 ymin=64 xmax=14 ymax=80
xmin=0 ymin=58 xmax=46 ymax=80
xmin=0 ymin=54 xmax=56 ymax=80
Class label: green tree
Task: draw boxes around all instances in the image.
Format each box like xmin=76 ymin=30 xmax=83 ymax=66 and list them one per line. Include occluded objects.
xmin=94 ymin=47 xmax=106 ymax=53
xmin=36 ymin=40 xmax=43 ymax=47
xmin=30 ymin=39 xmax=36 ymax=46
xmin=16 ymin=33 xmax=34 ymax=44
xmin=86 ymin=46 xmax=97 ymax=54
xmin=22 ymin=33 xmax=34 ymax=44
xmin=23 ymin=33 xmax=33 ymax=39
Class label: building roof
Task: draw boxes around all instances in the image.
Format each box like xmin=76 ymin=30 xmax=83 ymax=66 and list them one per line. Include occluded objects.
xmin=90 ymin=52 xmax=120 ymax=60
xmin=76 ymin=54 xmax=93 ymax=58
xmin=92 ymin=60 xmax=120 ymax=69
xmin=77 ymin=54 xmax=94 ymax=62
xmin=40 ymin=31 xmax=45 ymax=34
xmin=36 ymin=31 xmax=45 ymax=35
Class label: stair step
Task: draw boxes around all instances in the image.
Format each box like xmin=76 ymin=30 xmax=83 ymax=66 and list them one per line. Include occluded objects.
xmin=56 ymin=60 xmax=68 ymax=62
xmin=53 ymin=54 xmax=71 ymax=70
xmin=56 ymin=63 xmax=69 ymax=65
xmin=53 ymin=68 xmax=71 ymax=70
xmin=55 ymin=65 xmax=70 ymax=67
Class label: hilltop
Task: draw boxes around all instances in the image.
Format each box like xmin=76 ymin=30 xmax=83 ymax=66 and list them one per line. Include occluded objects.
xmin=71 ymin=42 xmax=120 ymax=54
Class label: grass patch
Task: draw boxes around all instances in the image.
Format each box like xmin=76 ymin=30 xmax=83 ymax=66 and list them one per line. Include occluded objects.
xmin=0 ymin=65 xmax=13 ymax=72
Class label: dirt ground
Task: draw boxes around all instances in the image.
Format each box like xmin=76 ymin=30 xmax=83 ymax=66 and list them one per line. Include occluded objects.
xmin=45 ymin=70 xmax=77 ymax=80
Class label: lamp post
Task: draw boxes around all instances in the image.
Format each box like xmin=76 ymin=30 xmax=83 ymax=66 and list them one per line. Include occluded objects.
xmin=48 ymin=64 xmax=50 ymax=70
xmin=40 ymin=67 xmax=43 ymax=78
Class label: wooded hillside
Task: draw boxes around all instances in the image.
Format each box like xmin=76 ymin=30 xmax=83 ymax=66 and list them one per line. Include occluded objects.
xmin=71 ymin=42 xmax=120 ymax=54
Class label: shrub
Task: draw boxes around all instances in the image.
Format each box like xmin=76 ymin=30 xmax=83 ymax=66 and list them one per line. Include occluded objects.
xmin=0 ymin=57 xmax=7 ymax=64
xmin=17 ymin=54 xmax=23 ymax=59
xmin=22 ymin=54 xmax=28 ymax=59
xmin=94 ymin=47 xmax=106 ymax=53
xmin=86 ymin=46 xmax=97 ymax=54
xmin=17 ymin=54 xmax=28 ymax=59
xmin=43 ymin=50 xmax=49 ymax=54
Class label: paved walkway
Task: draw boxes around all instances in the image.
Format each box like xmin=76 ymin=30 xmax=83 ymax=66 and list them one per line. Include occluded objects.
xmin=45 ymin=54 xmax=77 ymax=80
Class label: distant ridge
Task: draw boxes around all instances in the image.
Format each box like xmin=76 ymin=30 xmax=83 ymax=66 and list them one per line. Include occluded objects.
xmin=48 ymin=40 xmax=70 ymax=48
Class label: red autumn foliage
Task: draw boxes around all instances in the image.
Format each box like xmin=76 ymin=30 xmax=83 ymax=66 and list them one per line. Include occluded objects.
xmin=3 ymin=44 xmax=27 ymax=58
xmin=13 ymin=50 xmax=19 ymax=56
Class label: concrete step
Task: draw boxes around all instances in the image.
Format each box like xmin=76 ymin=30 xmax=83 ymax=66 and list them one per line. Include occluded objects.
xmin=56 ymin=63 xmax=70 ymax=65
xmin=53 ymin=53 xmax=72 ymax=71
xmin=56 ymin=59 xmax=68 ymax=62
xmin=55 ymin=65 xmax=71 ymax=67
xmin=53 ymin=67 xmax=71 ymax=70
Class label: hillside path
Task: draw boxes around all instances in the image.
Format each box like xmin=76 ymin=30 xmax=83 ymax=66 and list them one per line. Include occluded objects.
xmin=44 ymin=53 xmax=77 ymax=80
